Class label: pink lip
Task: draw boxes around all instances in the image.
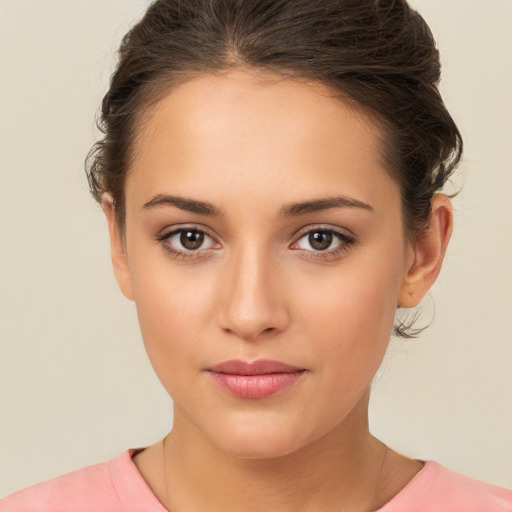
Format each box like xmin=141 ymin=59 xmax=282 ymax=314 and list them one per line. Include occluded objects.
xmin=206 ymin=359 xmax=306 ymax=399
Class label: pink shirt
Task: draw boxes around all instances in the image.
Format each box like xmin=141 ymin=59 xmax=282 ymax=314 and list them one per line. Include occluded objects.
xmin=1 ymin=449 xmax=511 ymax=511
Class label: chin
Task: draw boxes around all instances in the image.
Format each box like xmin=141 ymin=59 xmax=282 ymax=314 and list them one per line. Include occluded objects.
xmin=221 ymin=435 xmax=305 ymax=460
xmin=205 ymin=415 xmax=324 ymax=460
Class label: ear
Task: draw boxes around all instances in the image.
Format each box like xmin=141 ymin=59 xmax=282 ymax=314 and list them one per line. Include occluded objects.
xmin=398 ymin=194 xmax=453 ymax=308
xmin=102 ymin=194 xmax=134 ymax=301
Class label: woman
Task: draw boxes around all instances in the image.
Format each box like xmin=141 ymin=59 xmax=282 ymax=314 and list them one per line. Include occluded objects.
xmin=2 ymin=0 xmax=511 ymax=510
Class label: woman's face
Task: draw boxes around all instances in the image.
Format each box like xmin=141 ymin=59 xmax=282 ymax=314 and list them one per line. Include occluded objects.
xmin=115 ymin=70 xmax=415 ymax=458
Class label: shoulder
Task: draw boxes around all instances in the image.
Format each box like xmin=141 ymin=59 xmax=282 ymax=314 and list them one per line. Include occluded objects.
xmin=380 ymin=460 xmax=512 ymax=512
xmin=0 ymin=449 xmax=164 ymax=512
xmin=0 ymin=459 xmax=115 ymax=511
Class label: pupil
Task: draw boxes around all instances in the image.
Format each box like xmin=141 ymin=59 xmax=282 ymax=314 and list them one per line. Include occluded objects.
xmin=309 ymin=231 xmax=332 ymax=250
xmin=180 ymin=230 xmax=204 ymax=250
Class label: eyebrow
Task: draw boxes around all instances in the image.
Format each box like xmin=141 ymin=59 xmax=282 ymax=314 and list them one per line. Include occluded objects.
xmin=142 ymin=194 xmax=373 ymax=217
xmin=143 ymin=194 xmax=225 ymax=217
xmin=279 ymin=196 xmax=374 ymax=217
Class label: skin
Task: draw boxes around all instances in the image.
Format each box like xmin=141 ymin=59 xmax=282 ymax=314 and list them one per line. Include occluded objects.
xmin=103 ymin=69 xmax=452 ymax=511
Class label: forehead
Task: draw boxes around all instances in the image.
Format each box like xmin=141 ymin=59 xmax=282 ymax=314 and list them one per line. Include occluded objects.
xmin=127 ymin=69 xmax=398 ymax=215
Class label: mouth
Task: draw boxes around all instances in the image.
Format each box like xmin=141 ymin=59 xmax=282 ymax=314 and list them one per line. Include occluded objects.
xmin=205 ymin=359 xmax=307 ymax=399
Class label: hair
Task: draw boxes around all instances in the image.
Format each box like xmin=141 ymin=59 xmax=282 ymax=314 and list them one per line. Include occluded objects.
xmin=85 ymin=0 xmax=462 ymax=337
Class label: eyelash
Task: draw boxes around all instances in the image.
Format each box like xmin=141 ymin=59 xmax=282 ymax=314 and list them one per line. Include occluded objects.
xmin=155 ymin=225 xmax=356 ymax=261
xmin=155 ymin=224 xmax=219 ymax=260
xmin=292 ymin=227 xmax=356 ymax=261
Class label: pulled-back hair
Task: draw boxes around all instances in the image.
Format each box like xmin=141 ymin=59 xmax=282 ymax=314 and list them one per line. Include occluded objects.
xmin=86 ymin=0 xmax=462 ymax=337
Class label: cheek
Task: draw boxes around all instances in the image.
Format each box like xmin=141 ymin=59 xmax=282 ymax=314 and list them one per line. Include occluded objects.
xmin=129 ymin=258 xmax=218 ymax=387
xmin=300 ymin=256 xmax=401 ymax=337
xmin=293 ymin=252 xmax=403 ymax=382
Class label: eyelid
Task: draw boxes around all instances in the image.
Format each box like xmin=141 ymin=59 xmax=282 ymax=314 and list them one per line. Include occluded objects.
xmin=155 ymin=223 xmax=222 ymax=258
xmin=291 ymin=225 xmax=356 ymax=245
xmin=155 ymin=223 xmax=356 ymax=261
xmin=289 ymin=225 xmax=357 ymax=260
xmin=156 ymin=223 xmax=218 ymax=240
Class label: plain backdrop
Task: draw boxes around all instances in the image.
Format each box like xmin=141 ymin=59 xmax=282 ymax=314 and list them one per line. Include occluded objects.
xmin=1 ymin=0 xmax=511 ymax=498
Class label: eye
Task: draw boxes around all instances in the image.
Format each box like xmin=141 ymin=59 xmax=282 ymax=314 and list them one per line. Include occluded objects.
xmin=169 ymin=229 xmax=214 ymax=251
xmin=156 ymin=226 xmax=219 ymax=258
xmin=292 ymin=227 xmax=355 ymax=259
xmin=297 ymin=230 xmax=339 ymax=251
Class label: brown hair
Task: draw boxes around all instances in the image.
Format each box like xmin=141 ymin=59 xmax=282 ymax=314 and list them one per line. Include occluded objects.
xmin=86 ymin=0 xmax=462 ymax=337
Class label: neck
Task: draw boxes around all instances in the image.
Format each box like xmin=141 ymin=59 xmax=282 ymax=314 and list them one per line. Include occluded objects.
xmin=161 ymin=393 xmax=391 ymax=512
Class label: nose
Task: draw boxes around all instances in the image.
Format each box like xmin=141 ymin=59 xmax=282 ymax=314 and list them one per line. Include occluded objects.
xmin=217 ymin=244 xmax=290 ymax=342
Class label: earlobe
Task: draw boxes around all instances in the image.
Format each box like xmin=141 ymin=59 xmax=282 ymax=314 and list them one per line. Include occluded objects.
xmin=398 ymin=194 xmax=453 ymax=308
xmin=101 ymin=194 xmax=134 ymax=301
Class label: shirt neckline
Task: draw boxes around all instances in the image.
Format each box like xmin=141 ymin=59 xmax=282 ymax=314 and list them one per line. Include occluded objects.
xmin=110 ymin=449 xmax=168 ymax=511
xmin=113 ymin=448 xmax=433 ymax=511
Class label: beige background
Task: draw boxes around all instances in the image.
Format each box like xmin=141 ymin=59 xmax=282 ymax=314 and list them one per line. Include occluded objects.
xmin=1 ymin=0 xmax=511 ymax=498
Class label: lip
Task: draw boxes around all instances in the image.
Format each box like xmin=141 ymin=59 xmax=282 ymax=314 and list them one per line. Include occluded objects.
xmin=208 ymin=359 xmax=304 ymax=375
xmin=206 ymin=359 xmax=306 ymax=399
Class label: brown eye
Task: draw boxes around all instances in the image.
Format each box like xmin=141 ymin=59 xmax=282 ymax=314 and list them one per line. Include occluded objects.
xmin=294 ymin=228 xmax=352 ymax=255
xmin=308 ymin=231 xmax=333 ymax=251
xmin=180 ymin=230 xmax=204 ymax=250
xmin=162 ymin=228 xmax=217 ymax=253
